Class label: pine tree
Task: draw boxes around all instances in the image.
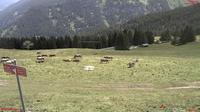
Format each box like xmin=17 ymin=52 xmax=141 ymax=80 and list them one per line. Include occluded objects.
xmin=56 ymin=37 xmax=65 ymax=48
xmin=64 ymin=35 xmax=72 ymax=48
xmin=180 ymin=26 xmax=195 ymax=44
xmin=107 ymin=31 xmax=116 ymax=47
xmin=145 ymin=31 xmax=154 ymax=44
xmin=48 ymin=37 xmax=57 ymax=49
xmin=100 ymin=34 xmax=108 ymax=48
xmin=132 ymin=29 xmax=145 ymax=45
xmin=72 ymin=35 xmax=81 ymax=48
xmin=160 ymin=30 xmax=171 ymax=42
xmin=115 ymin=31 xmax=130 ymax=50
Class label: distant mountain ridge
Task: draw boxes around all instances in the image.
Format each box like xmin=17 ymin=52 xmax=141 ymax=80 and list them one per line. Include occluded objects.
xmin=0 ymin=0 xmax=199 ymax=37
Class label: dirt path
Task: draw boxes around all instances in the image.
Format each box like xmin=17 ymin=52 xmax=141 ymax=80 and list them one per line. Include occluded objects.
xmin=73 ymin=82 xmax=200 ymax=91
xmin=166 ymin=86 xmax=200 ymax=90
xmin=166 ymin=81 xmax=200 ymax=90
xmin=85 ymin=82 xmax=200 ymax=91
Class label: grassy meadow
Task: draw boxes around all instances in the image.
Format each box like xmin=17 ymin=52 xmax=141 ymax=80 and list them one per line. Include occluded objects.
xmin=0 ymin=43 xmax=200 ymax=112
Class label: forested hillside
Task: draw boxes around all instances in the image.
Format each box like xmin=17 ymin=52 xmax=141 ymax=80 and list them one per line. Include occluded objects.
xmin=125 ymin=4 xmax=200 ymax=35
xmin=0 ymin=0 xmax=198 ymax=37
xmin=0 ymin=2 xmax=199 ymax=50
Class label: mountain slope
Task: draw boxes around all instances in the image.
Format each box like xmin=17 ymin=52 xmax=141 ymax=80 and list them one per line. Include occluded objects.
xmin=0 ymin=0 xmax=199 ymax=37
xmin=125 ymin=3 xmax=200 ymax=34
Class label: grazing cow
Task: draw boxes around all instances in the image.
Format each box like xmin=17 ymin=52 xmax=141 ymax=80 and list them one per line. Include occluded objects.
xmin=100 ymin=58 xmax=109 ymax=64
xmin=37 ymin=52 xmax=41 ymax=54
xmin=63 ymin=59 xmax=72 ymax=62
xmin=72 ymin=59 xmax=80 ymax=63
xmin=41 ymin=54 xmax=48 ymax=57
xmin=4 ymin=59 xmax=16 ymax=65
xmin=1 ymin=56 xmax=10 ymax=59
xmin=1 ymin=57 xmax=10 ymax=63
xmin=128 ymin=58 xmax=139 ymax=68
xmin=128 ymin=62 xmax=135 ymax=68
xmin=103 ymin=56 xmax=113 ymax=60
xmin=37 ymin=56 xmax=45 ymax=60
xmin=49 ymin=54 xmax=56 ymax=57
xmin=36 ymin=60 xmax=45 ymax=63
xmin=36 ymin=56 xmax=45 ymax=63
xmin=74 ymin=54 xmax=82 ymax=59
xmin=37 ymin=55 xmax=42 ymax=58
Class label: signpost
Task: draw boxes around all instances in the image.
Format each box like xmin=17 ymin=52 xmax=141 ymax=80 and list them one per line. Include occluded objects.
xmin=3 ymin=60 xmax=27 ymax=112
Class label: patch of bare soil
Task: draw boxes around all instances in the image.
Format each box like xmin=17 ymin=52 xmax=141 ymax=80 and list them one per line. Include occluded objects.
xmin=166 ymin=86 xmax=200 ymax=90
xmin=166 ymin=81 xmax=200 ymax=90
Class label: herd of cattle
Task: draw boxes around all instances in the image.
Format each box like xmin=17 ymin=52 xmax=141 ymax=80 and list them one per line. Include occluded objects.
xmin=1 ymin=52 xmax=139 ymax=68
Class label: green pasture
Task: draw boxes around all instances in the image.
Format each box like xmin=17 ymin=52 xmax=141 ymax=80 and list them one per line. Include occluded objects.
xmin=0 ymin=43 xmax=200 ymax=112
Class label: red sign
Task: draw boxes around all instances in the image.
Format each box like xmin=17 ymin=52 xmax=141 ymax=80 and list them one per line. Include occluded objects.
xmin=0 ymin=108 xmax=19 ymax=111
xmin=3 ymin=64 xmax=27 ymax=77
xmin=16 ymin=66 xmax=27 ymax=77
xmin=186 ymin=0 xmax=199 ymax=6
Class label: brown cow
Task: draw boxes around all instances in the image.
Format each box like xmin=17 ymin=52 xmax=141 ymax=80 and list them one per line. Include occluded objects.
xmin=74 ymin=54 xmax=82 ymax=59
xmin=37 ymin=52 xmax=41 ymax=54
xmin=128 ymin=62 xmax=135 ymax=68
xmin=36 ymin=56 xmax=45 ymax=63
xmin=72 ymin=59 xmax=80 ymax=63
xmin=128 ymin=59 xmax=139 ymax=68
xmin=4 ymin=59 xmax=16 ymax=64
xmin=1 ymin=56 xmax=10 ymax=59
xmin=63 ymin=59 xmax=72 ymax=62
xmin=49 ymin=54 xmax=56 ymax=57
xmin=0 ymin=57 xmax=10 ymax=63
xmin=41 ymin=54 xmax=48 ymax=57
xmin=100 ymin=58 xmax=109 ymax=64
xmin=103 ymin=56 xmax=113 ymax=60
xmin=37 ymin=55 xmax=42 ymax=57
xmin=36 ymin=60 xmax=45 ymax=63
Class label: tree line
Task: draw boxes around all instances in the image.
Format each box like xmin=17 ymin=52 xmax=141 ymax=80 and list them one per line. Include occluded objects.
xmin=0 ymin=28 xmax=153 ymax=50
xmin=0 ymin=25 xmax=196 ymax=50
xmin=160 ymin=25 xmax=195 ymax=45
